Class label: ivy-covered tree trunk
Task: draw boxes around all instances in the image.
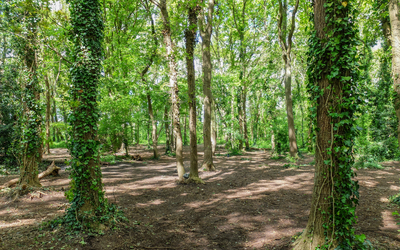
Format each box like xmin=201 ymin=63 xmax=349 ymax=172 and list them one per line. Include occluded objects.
xmin=157 ymin=0 xmax=185 ymax=181
xmin=185 ymin=4 xmax=203 ymax=183
xmin=388 ymin=0 xmax=400 ymax=148
xmin=199 ymin=0 xmax=216 ymax=171
xmin=19 ymin=5 xmax=41 ymax=188
xmin=68 ymin=0 xmax=106 ymax=219
xmin=294 ymin=0 xmax=360 ymax=249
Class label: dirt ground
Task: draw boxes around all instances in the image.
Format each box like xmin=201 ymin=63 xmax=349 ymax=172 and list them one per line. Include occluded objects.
xmin=0 ymin=145 xmax=400 ymax=250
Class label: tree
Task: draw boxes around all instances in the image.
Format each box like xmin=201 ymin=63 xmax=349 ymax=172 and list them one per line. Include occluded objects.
xmin=277 ymin=0 xmax=299 ymax=158
xmin=153 ymin=0 xmax=185 ymax=182
xmin=294 ymin=0 xmax=360 ymax=248
xmin=388 ymin=0 xmax=400 ymax=149
xmin=199 ymin=0 xmax=216 ymax=171
xmin=11 ymin=0 xmax=42 ymax=187
xmin=185 ymin=1 xmax=203 ymax=183
xmin=67 ymin=0 xmax=107 ymax=223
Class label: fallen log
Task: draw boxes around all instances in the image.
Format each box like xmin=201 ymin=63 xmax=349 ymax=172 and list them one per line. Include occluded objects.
xmin=1 ymin=161 xmax=61 ymax=189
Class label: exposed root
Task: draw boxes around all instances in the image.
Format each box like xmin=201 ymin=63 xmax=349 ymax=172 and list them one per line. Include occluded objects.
xmin=185 ymin=176 xmax=205 ymax=184
xmin=201 ymin=161 xmax=216 ymax=171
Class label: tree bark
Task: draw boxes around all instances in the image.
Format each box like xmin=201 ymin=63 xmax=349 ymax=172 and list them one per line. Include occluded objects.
xmin=211 ymin=100 xmax=217 ymax=155
xmin=164 ymin=105 xmax=171 ymax=153
xmin=19 ymin=6 xmax=41 ymax=188
xmin=294 ymin=0 xmax=358 ymax=248
xmin=243 ymin=86 xmax=250 ymax=150
xmin=185 ymin=4 xmax=203 ymax=183
xmin=389 ymin=0 xmax=400 ymax=149
xmin=277 ymin=0 xmax=299 ymax=157
xmin=147 ymin=93 xmax=159 ymax=158
xmin=45 ymin=74 xmax=51 ymax=154
xmin=68 ymin=0 xmax=106 ymax=216
xmin=157 ymin=0 xmax=185 ymax=181
xmin=199 ymin=0 xmax=216 ymax=171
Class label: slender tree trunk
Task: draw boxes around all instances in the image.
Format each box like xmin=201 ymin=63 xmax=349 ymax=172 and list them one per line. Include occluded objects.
xmin=147 ymin=93 xmax=159 ymax=158
xmin=389 ymin=0 xmax=400 ymax=148
xmin=185 ymin=5 xmax=203 ymax=183
xmin=183 ymin=114 xmax=188 ymax=146
xmin=45 ymin=75 xmax=51 ymax=154
xmin=230 ymin=89 xmax=235 ymax=150
xmin=135 ymin=120 xmax=140 ymax=145
xmin=211 ymin=101 xmax=217 ymax=155
xmin=285 ymin=59 xmax=298 ymax=156
xmin=199 ymin=0 xmax=216 ymax=170
xmin=164 ymin=105 xmax=171 ymax=153
xmin=243 ymin=86 xmax=250 ymax=150
xmin=278 ymin=0 xmax=299 ymax=157
xmin=237 ymin=87 xmax=244 ymax=150
xmin=157 ymin=0 xmax=185 ymax=181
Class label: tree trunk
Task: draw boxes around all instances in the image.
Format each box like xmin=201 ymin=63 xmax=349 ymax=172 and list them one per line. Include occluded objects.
xmin=243 ymin=86 xmax=250 ymax=150
xmin=68 ymin=0 xmax=106 ymax=218
xmin=211 ymin=101 xmax=217 ymax=155
xmin=19 ymin=6 xmax=41 ymax=188
xmin=158 ymin=0 xmax=185 ymax=181
xmin=389 ymin=0 xmax=400 ymax=149
xmin=294 ymin=0 xmax=359 ymax=248
xmin=277 ymin=0 xmax=299 ymax=157
xmin=164 ymin=105 xmax=171 ymax=153
xmin=147 ymin=93 xmax=159 ymax=159
xmin=237 ymin=87 xmax=244 ymax=150
xmin=183 ymin=114 xmax=188 ymax=146
xmin=285 ymin=60 xmax=298 ymax=157
xmin=185 ymin=5 xmax=203 ymax=183
xmin=45 ymin=74 xmax=51 ymax=154
xmin=199 ymin=0 xmax=216 ymax=170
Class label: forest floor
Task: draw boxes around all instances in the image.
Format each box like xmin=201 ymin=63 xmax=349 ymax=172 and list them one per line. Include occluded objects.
xmin=0 ymin=145 xmax=400 ymax=250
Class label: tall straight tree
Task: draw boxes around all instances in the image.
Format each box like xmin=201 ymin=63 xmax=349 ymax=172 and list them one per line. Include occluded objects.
xmin=152 ymin=0 xmax=185 ymax=182
xmin=17 ymin=1 xmax=42 ymax=187
xmin=141 ymin=0 xmax=159 ymax=159
xmin=199 ymin=0 xmax=216 ymax=171
xmin=185 ymin=2 xmax=203 ymax=183
xmin=388 ymin=0 xmax=400 ymax=148
xmin=68 ymin=0 xmax=107 ymax=218
xmin=294 ymin=0 xmax=360 ymax=248
xmin=277 ymin=0 xmax=299 ymax=158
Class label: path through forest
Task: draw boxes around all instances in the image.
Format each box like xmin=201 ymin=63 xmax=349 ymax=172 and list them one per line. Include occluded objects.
xmin=1 ymin=146 xmax=400 ymax=249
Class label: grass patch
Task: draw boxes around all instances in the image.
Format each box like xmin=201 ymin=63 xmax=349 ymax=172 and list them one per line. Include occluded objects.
xmin=50 ymin=141 xmax=68 ymax=149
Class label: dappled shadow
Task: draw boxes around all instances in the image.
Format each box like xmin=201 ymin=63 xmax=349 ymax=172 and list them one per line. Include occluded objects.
xmin=0 ymin=145 xmax=400 ymax=249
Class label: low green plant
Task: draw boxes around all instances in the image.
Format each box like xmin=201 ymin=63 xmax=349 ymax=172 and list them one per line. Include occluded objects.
xmin=50 ymin=141 xmax=68 ymax=149
xmin=354 ymin=155 xmax=384 ymax=169
xmin=100 ymin=155 xmax=116 ymax=164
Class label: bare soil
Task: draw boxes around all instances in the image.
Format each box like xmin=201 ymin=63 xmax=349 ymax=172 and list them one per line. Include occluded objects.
xmin=0 ymin=145 xmax=400 ymax=250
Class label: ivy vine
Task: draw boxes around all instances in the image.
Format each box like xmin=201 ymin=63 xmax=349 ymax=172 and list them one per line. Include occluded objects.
xmin=307 ymin=0 xmax=363 ymax=248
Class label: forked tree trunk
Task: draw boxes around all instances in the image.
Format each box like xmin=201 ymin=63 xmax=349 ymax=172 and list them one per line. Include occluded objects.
xmin=389 ymin=0 xmax=400 ymax=148
xmin=277 ymin=0 xmax=299 ymax=157
xmin=199 ymin=0 xmax=216 ymax=171
xmin=157 ymin=0 xmax=185 ymax=181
